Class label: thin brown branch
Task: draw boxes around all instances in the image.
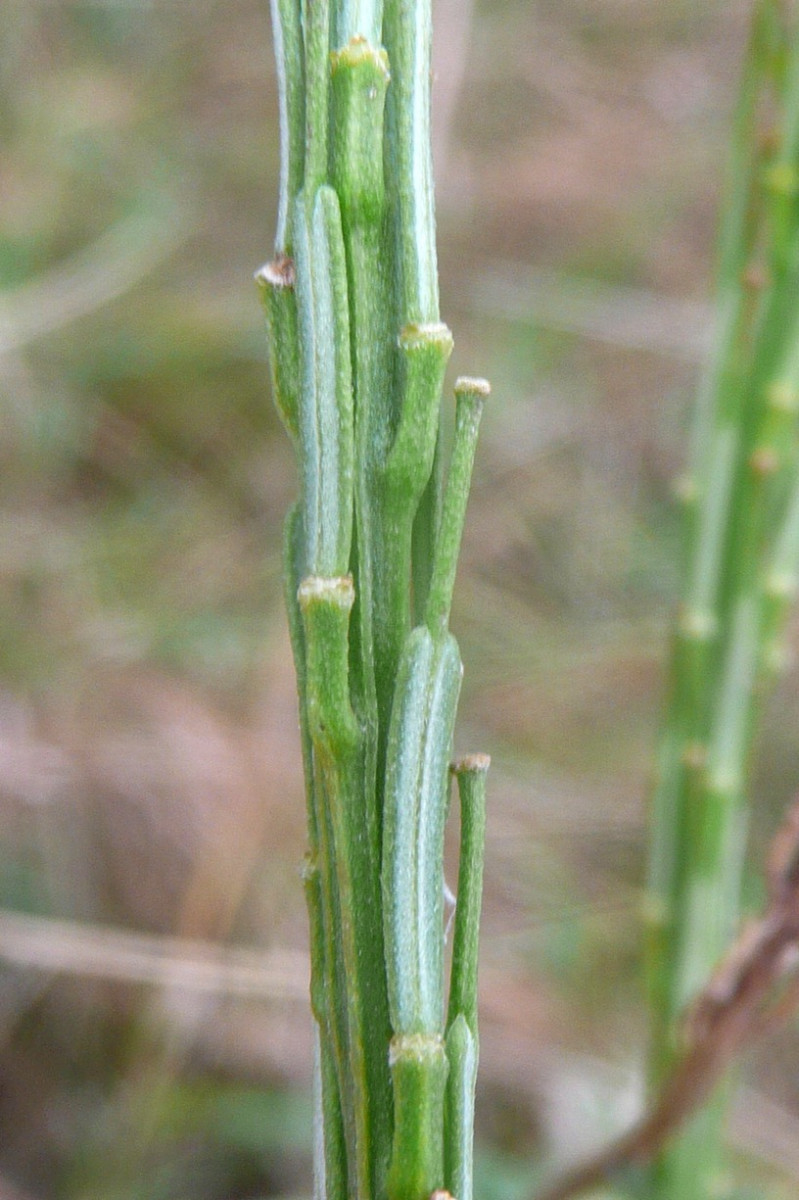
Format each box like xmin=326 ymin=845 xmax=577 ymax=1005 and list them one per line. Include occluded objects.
xmin=534 ymin=799 xmax=799 ymax=1200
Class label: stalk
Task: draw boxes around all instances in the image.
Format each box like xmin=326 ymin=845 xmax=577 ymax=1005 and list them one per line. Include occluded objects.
xmin=259 ymin=4 xmax=489 ymax=1200
xmin=646 ymin=4 xmax=799 ymax=1196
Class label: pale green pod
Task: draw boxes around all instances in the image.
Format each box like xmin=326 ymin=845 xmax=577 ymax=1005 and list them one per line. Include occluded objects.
xmin=425 ymin=378 xmax=489 ymax=635
xmin=294 ymin=187 xmax=355 ymax=578
xmin=447 ymin=753 xmax=489 ymax=1034
xmin=301 ymin=0 xmax=330 ymax=200
xmin=382 ymin=625 xmax=463 ymax=1035
xmin=269 ymin=0 xmax=305 ymax=253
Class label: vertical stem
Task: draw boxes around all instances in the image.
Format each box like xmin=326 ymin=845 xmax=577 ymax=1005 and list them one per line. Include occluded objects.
xmin=261 ymin=4 xmax=488 ymax=1200
xmin=646 ymin=5 xmax=799 ymax=1196
xmin=425 ymin=379 xmax=489 ymax=637
xmin=446 ymin=755 xmax=489 ymax=1035
xmin=444 ymin=755 xmax=489 ymax=1200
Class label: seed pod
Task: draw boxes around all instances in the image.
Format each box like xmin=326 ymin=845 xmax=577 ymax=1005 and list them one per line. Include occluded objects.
xmin=382 ymin=625 xmax=462 ymax=1035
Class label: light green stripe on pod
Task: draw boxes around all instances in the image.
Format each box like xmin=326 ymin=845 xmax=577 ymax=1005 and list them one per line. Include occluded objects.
xmin=269 ymin=0 xmax=304 ymax=253
xmin=256 ymin=255 xmax=301 ymax=444
xmin=385 ymin=322 xmax=453 ymax=498
xmin=331 ymin=37 xmax=390 ymax=230
xmin=382 ymin=625 xmax=463 ymax=1035
xmin=387 ymin=1033 xmax=448 ymax=1200
xmin=294 ymin=187 xmax=354 ymax=577
xmin=444 ymin=1013 xmax=478 ymax=1200
xmin=332 ymin=0 xmax=382 ymax=48
xmin=300 ymin=0 xmax=329 ymax=200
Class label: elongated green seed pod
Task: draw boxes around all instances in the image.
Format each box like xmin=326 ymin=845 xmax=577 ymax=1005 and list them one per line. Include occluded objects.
xmin=382 ymin=625 xmax=462 ymax=1036
xmin=301 ymin=0 xmax=330 ymax=200
xmin=447 ymin=753 xmax=489 ymax=1035
xmin=294 ymin=187 xmax=355 ymax=578
xmin=425 ymin=378 xmax=489 ymax=635
xmin=269 ymin=0 xmax=305 ymax=253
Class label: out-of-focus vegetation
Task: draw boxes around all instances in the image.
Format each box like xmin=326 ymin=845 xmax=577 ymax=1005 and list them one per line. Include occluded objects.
xmin=2 ymin=1 xmax=799 ymax=1197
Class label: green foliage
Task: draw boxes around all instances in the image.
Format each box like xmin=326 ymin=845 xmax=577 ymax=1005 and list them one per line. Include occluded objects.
xmin=261 ymin=3 xmax=489 ymax=1199
xmin=645 ymin=2 xmax=799 ymax=1196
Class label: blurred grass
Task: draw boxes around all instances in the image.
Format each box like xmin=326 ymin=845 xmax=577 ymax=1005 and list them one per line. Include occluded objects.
xmin=2 ymin=0 xmax=799 ymax=1197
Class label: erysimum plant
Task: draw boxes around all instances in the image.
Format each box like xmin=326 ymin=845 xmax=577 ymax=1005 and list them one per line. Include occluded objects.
xmin=261 ymin=2 xmax=799 ymax=1200
xmin=645 ymin=2 xmax=799 ymax=1195
xmin=257 ymin=4 xmax=489 ymax=1200
xmin=537 ymin=4 xmax=799 ymax=1200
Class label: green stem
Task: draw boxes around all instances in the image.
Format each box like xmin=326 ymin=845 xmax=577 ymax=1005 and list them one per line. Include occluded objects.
xmin=300 ymin=576 xmax=392 ymax=1200
xmin=443 ymin=754 xmax=488 ymax=1200
xmin=387 ymin=1034 xmax=449 ymax=1200
xmin=447 ymin=754 xmax=489 ymax=1034
xmin=262 ymin=3 xmax=487 ymax=1199
xmin=444 ymin=1015 xmax=478 ymax=1200
xmin=646 ymin=6 xmax=799 ymax=1196
xmin=425 ymin=379 xmax=489 ymax=636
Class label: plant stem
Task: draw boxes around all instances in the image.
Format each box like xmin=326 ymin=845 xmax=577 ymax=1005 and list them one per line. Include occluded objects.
xmin=645 ymin=4 xmax=799 ymax=1196
xmin=260 ymin=3 xmax=488 ymax=1199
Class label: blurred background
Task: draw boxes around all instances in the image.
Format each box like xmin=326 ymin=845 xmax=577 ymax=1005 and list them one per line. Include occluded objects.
xmin=3 ymin=0 xmax=799 ymax=1196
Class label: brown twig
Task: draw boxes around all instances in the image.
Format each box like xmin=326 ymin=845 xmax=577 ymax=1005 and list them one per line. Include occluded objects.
xmin=534 ymin=799 xmax=799 ymax=1200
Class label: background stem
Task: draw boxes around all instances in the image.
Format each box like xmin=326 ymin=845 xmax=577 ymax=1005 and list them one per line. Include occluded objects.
xmin=645 ymin=5 xmax=799 ymax=1196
